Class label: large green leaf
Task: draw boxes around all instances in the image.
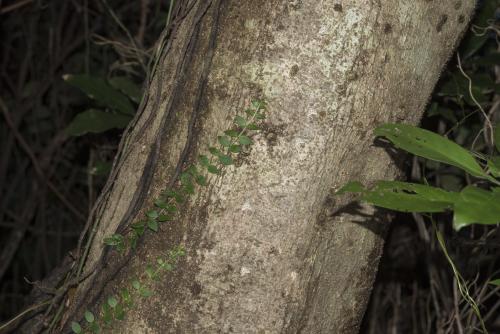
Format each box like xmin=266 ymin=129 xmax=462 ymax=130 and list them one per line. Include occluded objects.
xmin=336 ymin=181 xmax=364 ymax=195
xmin=63 ymin=74 xmax=135 ymax=115
xmin=453 ymin=186 xmax=500 ymax=230
xmin=65 ymin=109 xmax=132 ymax=136
xmin=109 ymin=76 xmax=142 ymax=103
xmin=375 ymin=123 xmax=487 ymax=179
xmin=337 ymin=181 xmax=458 ymax=213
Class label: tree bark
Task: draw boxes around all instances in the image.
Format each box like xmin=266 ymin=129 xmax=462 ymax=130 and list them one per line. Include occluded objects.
xmin=52 ymin=1 xmax=474 ymax=333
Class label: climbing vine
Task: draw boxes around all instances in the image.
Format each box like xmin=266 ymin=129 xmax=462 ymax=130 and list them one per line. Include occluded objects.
xmin=70 ymin=99 xmax=267 ymax=333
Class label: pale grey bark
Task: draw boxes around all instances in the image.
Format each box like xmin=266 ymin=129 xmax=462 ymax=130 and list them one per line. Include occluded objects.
xmin=65 ymin=1 xmax=474 ymax=333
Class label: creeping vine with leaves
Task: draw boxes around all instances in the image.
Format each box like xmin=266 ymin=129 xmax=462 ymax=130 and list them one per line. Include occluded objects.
xmin=70 ymin=99 xmax=267 ymax=333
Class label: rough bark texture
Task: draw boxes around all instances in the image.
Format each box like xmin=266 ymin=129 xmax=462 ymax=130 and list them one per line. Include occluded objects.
xmin=58 ymin=0 xmax=474 ymax=333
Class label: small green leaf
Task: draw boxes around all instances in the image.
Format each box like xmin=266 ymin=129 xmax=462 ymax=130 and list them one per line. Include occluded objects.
xmin=186 ymin=165 xmax=198 ymax=176
xmin=158 ymin=214 xmax=172 ymax=222
xmin=375 ymin=123 xmax=488 ymax=179
xmin=183 ymin=183 xmax=195 ymax=194
xmin=166 ymin=204 xmax=177 ymax=213
xmin=140 ymin=288 xmax=153 ymax=298
xmin=154 ymin=199 xmax=167 ymax=209
xmin=489 ymin=278 xmax=500 ymax=286
xmin=234 ymin=115 xmax=247 ymax=127
xmin=254 ymin=112 xmax=265 ymax=120
xmin=121 ymin=288 xmax=131 ymax=303
xmin=163 ymin=190 xmax=177 ymax=198
xmin=173 ymin=192 xmax=184 ymax=203
xmin=129 ymin=234 xmax=138 ymax=250
xmin=131 ymin=222 xmax=146 ymax=236
xmin=84 ymin=310 xmax=95 ymax=323
xmin=89 ymin=322 xmax=100 ymax=333
xmin=114 ymin=304 xmax=125 ymax=320
xmin=199 ymin=155 xmax=209 ymax=166
xmin=107 ymin=296 xmax=118 ymax=308
xmin=224 ymin=129 xmax=239 ymax=137
xmin=218 ymin=135 xmax=231 ymax=147
xmin=132 ymin=280 xmax=141 ymax=290
xmin=207 ymin=165 xmax=219 ymax=174
xmin=148 ymin=220 xmax=159 ymax=232
xmin=246 ymin=123 xmax=260 ymax=130
xmin=180 ymin=171 xmax=192 ymax=184
xmin=63 ymin=74 xmax=135 ymax=115
xmin=103 ymin=234 xmax=123 ymax=246
xmin=71 ymin=322 xmax=82 ymax=333
xmin=146 ymin=210 xmax=159 ymax=219
xmin=244 ymin=109 xmax=256 ymax=117
xmin=102 ymin=304 xmax=112 ymax=324
xmin=195 ymin=175 xmax=207 ymax=186
xmin=219 ymin=154 xmax=233 ymax=165
xmin=229 ymin=144 xmax=241 ymax=153
xmin=65 ymin=109 xmax=132 ymax=136
xmin=238 ymin=135 xmax=252 ymax=145
xmin=162 ymin=263 xmax=173 ymax=271
xmin=251 ymin=100 xmax=261 ymax=109
xmin=209 ymin=147 xmax=221 ymax=156
xmin=336 ymin=181 xmax=365 ymax=195
xmin=145 ymin=265 xmax=154 ymax=279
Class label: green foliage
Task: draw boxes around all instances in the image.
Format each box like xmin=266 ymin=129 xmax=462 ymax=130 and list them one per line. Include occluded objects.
xmin=340 ymin=124 xmax=500 ymax=230
xmin=63 ymin=74 xmax=135 ymax=115
xmin=71 ymin=321 xmax=82 ymax=333
xmin=65 ymin=109 xmax=132 ymax=136
xmin=453 ymin=186 xmax=500 ymax=230
xmin=374 ymin=124 xmax=489 ymax=179
xmin=107 ymin=296 xmax=118 ymax=308
xmin=84 ymin=311 xmax=95 ymax=323
xmin=70 ymin=99 xmax=267 ymax=332
xmin=489 ymin=279 xmax=500 ymax=286
xmin=108 ymin=76 xmax=142 ymax=103
xmin=63 ymin=74 xmax=141 ymax=137
xmin=338 ymin=181 xmax=458 ymax=213
xmin=238 ymin=135 xmax=252 ymax=145
xmin=338 ymin=14 xmax=500 ymax=325
xmin=218 ymin=154 xmax=233 ymax=165
xmin=218 ymin=135 xmax=231 ymax=147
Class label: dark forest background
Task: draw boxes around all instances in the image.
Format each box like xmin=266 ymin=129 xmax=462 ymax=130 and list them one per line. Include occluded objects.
xmin=0 ymin=1 xmax=499 ymax=333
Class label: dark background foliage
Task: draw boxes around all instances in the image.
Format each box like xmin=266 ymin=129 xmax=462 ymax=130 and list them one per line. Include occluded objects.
xmin=362 ymin=1 xmax=500 ymax=332
xmin=0 ymin=0 xmax=499 ymax=333
xmin=0 ymin=0 xmax=169 ymax=321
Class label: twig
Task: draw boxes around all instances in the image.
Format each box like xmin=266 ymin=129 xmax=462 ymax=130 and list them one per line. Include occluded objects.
xmin=0 ymin=0 xmax=33 ymax=15
xmin=0 ymin=299 xmax=51 ymax=332
xmin=456 ymin=53 xmax=494 ymax=148
xmin=136 ymin=0 xmax=150 ymax=45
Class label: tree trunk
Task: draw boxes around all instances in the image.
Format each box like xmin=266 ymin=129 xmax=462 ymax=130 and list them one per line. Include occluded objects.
xmin=42 ymin=1 xmax=475 ymax=333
